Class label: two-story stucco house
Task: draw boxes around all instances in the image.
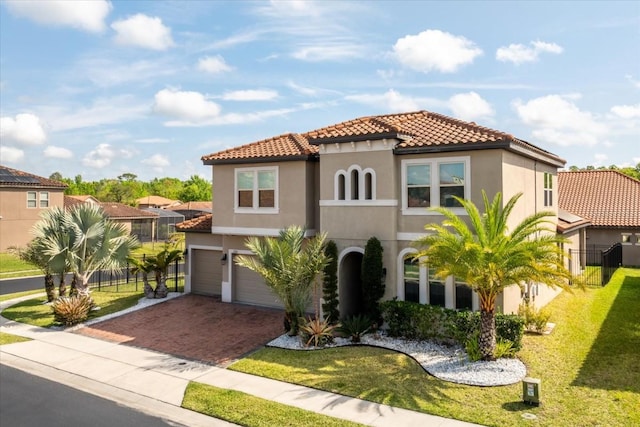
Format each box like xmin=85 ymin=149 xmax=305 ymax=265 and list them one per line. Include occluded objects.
xmin=0 ymin=165 xmax=67 ymax=252
xmin=178 ymin=111 xmax=567 ymax=315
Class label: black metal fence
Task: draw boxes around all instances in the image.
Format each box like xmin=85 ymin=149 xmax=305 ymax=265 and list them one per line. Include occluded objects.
xmin=87 ymin=255 xmax=185 ymax=292
xmin=569 ymin=243 xmax=622 ymax=286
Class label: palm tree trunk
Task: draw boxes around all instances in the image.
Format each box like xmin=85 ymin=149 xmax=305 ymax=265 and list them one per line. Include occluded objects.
xmin=75 ymin=274 xmax=91 ymax=298
xmin=479 ymin=308 xmax=496 ymax=361
xmin=141 ymin=272 xmax=155 ymax=299
xmin=58 ymin=273 xmax=67 ymax=297
xmin=44 ymin=273 xmax=55 ymax=302
xmin=155 ymin=273 xmax=168 ymax=298
xmin=70 ymin=274 xmax=78 ymax=297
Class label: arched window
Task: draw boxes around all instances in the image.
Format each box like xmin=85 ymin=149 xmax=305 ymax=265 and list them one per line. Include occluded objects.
xmin=364 ymin=172 xmax=373 ymax=200
xmin=351 ymin=169 xmax=359 ymax=200
xmin=338 ymin=174 xmax=346 ymax=200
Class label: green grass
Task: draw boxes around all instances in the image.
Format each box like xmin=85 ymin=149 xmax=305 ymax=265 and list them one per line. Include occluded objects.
xmin=1 ymin=290 xmax=144 ymax=328
xmin=0 ymin=289 xmax=44 ymax=303
xmin=231 ymin=268 xmax=640 ymax=427
xmin=0 ymin=331 xmax=31 ymax=345
xmin=0 ymin=253 xmax=41 ymax=279
xmin=182 ymin=382 xmax=363 ymax=427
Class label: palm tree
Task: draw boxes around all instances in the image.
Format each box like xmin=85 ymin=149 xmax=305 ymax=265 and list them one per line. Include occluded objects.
xmin=413 ymin=191 xmax=571 ymax=360
xmin=146 ymin=246 xmax=183 ymax=298
xmin=37 ymin=204 xmax=139 ymax=299
xmin=128 ymin=256 xmax=155 ymax=298
xmin=235 ymin=225 xmax=329 ymax=335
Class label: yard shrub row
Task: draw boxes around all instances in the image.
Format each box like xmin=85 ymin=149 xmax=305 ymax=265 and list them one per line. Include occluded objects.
xmin=380 ymin=300 xmax=524 ymax=350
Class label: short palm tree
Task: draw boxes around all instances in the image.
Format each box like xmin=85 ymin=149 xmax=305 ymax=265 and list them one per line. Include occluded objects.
xmin=235 ymin=225 xmax=329 ymax=335
xmin=413 ymin=191 xmax=571 ymax=360
xmin=36 ymin=204 xmax=139 ymax=299
xmin=147 ymin=246 xmax=183 ymax=298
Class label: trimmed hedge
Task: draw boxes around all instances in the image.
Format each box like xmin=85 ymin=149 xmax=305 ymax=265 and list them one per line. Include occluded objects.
xmin=381 ymin=300 xmax=524 ymax=350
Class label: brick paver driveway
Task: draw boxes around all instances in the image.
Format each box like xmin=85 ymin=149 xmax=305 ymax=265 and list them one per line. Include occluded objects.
xmin=76 ymin=294 xmax=285 ymax=366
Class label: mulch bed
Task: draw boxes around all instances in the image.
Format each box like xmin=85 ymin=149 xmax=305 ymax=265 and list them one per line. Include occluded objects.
xmin=75 ymin=294 xmax=285 ymax=366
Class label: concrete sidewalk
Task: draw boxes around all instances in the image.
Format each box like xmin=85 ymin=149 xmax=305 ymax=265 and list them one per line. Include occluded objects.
xmin=0 ymin=296 xmax=481 ymax=427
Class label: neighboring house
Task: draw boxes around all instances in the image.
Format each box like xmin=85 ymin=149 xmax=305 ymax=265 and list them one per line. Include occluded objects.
xmin=180 ymin=110 xmax=566 ymax=314
xmin=65 ymin=196 xmax=159 ymax=243
xmin=136 ymin=195 xmax=181 ymax=209
xmin=559 ymin=170 xmax=640 ymax=267
xmin=143 ymin=207 xmax=185 ymax=240
xmin=0 ymin=165 xmax=67 ymax=251
xmin=167 ymin=201 xmax=212 ymax=220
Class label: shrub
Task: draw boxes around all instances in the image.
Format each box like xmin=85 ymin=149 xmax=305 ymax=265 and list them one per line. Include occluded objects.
xmin=518 ymin=301 xmax=551 ymax=334
xmin=381 ymin=300 xmax=525 ymax=351
xmin=361 ymin=237 xmax=385 ymax=326
xmin=52 ymin=295 xmax=93 ymax=326
xmin=494 ymin=339 xmax=517 ymax=359
xmin=322 ymin=240 xmax=340 ymax=324
xmin=465 ymin=332 xmax=482 ymax=362
xmin=299 ymin=316 xmax=338 ymax=347
xmin=338 ymin=314 xmax=372 ymax=343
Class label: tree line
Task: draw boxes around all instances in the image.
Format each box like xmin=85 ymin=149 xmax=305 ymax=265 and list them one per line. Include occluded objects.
xmin=567 ymin=163 xmax=640 ymax=180
xmin=49 ymin=172 xmax=212 ymax=206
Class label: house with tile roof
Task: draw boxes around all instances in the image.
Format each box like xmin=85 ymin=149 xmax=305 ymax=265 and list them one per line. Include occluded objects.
xmin=0 ymin=165 xmax=67 ymax=251
xmin=136 ymin=195 xmax=181 ymax=209
xmin=180 ymin=110 xmax=567 ymax=313
xmin=65 ymin=196 xmax=159 ymax=243
xmin=559 ymin=170 xmax=640 ymax=267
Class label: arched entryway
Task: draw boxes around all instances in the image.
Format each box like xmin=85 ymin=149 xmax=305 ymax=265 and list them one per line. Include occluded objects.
xmin=338 ymin=249 xmax=364 ymax=319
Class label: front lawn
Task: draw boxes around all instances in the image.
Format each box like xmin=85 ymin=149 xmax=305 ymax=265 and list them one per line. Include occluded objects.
xmin=1 ymin=291 xmax=144 ymax=328
xmin=0 ymin=331 xmax=31 ymax=345
xmin=0 ymin=253 xmax=40 ymax=279
xmin=231 ymin=268 xmax=640 ymax=427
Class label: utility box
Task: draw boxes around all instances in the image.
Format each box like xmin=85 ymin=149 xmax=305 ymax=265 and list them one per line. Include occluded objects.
xmin=522 ymin=377 xmax=541 ymax=406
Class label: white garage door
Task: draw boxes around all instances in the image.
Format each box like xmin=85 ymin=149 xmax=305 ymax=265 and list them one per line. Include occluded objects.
xmin=191 ymin=249 xmax=222 ymax=296
xmin=233 ymin=258 xmax=283 ymax=308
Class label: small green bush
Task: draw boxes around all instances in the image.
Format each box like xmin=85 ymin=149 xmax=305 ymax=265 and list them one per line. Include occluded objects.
xmin=464 ymin=332 xmax=482 ymax=362
xmin=518 ymin=301 xmax=551 ymax=334
xmin=52 ymin=295 xmax=93 ymax=326
xmin=337 ymin=314 xmax=371 ymax=343
xmin=494 ymin=339 xmax=517 ymax=359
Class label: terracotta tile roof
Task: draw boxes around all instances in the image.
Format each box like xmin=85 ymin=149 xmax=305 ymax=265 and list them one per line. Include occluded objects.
xmin=557 ymin=209 xmax=591 ymax=233
xmin=168 ymin=201 xmax=212 ymax=212
xmin=202 ymin=133 xmax=317 ymax=164
xmin=558 ymin=170 xmax=640 ymax=227
xmin=201 ymin=110 xmax=564 ymax=166
xmin=0 ymin=165 xmax=67 ymax=189
xmin=136 ymin=195 xmax=181 ymax=206
xmin=64 ymin=196 xmax=85 ymax=209
xmin=176 ymin=213 xmax=212 ymax=232
xmin=99 ymin=202 xmax=159 ymax=219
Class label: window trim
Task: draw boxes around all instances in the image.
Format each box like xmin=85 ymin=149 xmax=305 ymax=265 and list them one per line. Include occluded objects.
xmin=26 ymin=191 xmax=37 ymax=208
xmin=543 ymin=172 xmax=553 ymax=207
xmin=333 ymin=164 xmax=377 ymax=202
xmin=401 ymin=156 xmax=470 ymax=215
xmin=234 ymin=166 xmax=279 ymax=214
xmin=39 ymin=191 xmax=49 ymax=208
xmin=621 ymin=233 xmax=632 ymax=245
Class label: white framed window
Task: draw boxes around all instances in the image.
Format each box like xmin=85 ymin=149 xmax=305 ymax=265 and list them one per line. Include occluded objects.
xmin=234 ymin=166 xmax=278 ymax=213
xmin=333 ymin=165 xmax=376 ymax=202
xmin=636 ymin=234 xmax=640 ymax=246
xmin=454 ymin=278 xmax=473 ymax=311
xmin=621 ymin=233 xmax=632 ymax=245
xmin=428 ymin=266 xmax=446 ymax=307
xmin=403 ymin=257 xmax=420 ymax=303
xmin=39 ymin=191 xmax=49 ymax=208
xmin=27 ymin=191 xmax=37 ymax=208
xmin=543 ymin=172 xmax=553 ymax=207
xmin=401 ymin=156 xmax=470 ymax=214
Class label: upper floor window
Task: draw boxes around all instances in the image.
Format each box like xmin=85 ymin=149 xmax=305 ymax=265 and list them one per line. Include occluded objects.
xmin=402 ymin=157 xmax=469 ymax=214
xmin=235 ymin=167 xmax=278 ymax=213
xmin=334 ymin=165 xmax=376 ymax=202
xmin=543 ymin=172 xmax=553 ymax=207
xmin=27 ymin=191 xmax=37 ymax=208
xmin=39 ymin=192 xmax=49 ymax=208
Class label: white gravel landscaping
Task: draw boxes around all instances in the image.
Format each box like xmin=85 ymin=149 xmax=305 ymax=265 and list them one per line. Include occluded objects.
xmin=267 ymin=332 xmax=527 ymax=386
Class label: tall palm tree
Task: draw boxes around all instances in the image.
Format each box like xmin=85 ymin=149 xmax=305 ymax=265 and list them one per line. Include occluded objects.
xmin=37 ymin=204 xmax=139 ymax=298
xmin=235 ymin=225 xmax=329 ymax=335
xmin=413 ymin=191 xmax=571 ymax=360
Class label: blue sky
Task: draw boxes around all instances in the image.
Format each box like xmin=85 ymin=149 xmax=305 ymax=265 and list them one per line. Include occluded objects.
xmin=1 ymin=0 xmax=639 ymax=182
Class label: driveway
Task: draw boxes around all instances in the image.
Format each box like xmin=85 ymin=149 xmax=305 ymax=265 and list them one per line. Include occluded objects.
xmin=75 ymin=294 xmax=285 ymax=366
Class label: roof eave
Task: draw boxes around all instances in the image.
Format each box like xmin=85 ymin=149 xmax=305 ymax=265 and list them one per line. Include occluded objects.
xmin=202 ymin=153 xmax=318 ymax=165
xmin=308 ymin=132 xmax=404 ymax=145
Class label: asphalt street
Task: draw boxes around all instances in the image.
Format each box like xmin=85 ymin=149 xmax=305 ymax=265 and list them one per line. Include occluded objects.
xmin=0 ymin=364 xmax=178 ymax=427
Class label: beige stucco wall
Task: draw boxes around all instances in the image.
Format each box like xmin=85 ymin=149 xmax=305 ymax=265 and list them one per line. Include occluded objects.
xmin=587 ymin=227 xmax=640 ymax=267
xmin=0 ymin=188 xmax=65 ymax=251
xmin=212 ymin=160 xmax=317 ymax=231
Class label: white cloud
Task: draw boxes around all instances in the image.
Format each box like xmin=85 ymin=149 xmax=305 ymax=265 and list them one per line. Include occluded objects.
xmin=78 ymin=58 xmax=179 ymax=88
xmin=0 ymin=113 xmax=47 ymax=145
xmin=0 ymin=146 xmax=24 ymax=163
xmin=345 ymin=89 xmax=440 ymax=112
xmin=82 ymin=143 xmax=134 ymax=169
xmin=625 ymin=75 xmax=640 ymax=89
xmin=163 ymin=107 xmax=297 ymax=127
xmin=291 ymin=44 xmax=362 ymax=61
xmin=448 ymin=92 xmax=495 ymax=122
xmin=111 ymin=14 xmax=175 ymax=50
xmin=153 ymin=88 xmax=221 ymax=123
xmin=513 ymin=94 xmax=608 ymax=146
xmin=393 ymin=30 xmax=482 ymax=73
xmin=197 ymin=55 xmax=233 ymax=74
xmin=593 ymin=153 xmax=608 ymax=166
xmin=4 ymin=0 xmax=111 ymax=33
xmin=43 ymin=146 xmax=73 ymax=159
xmin=141 ymin=154 xmax=170 ymax=172
xmin=611 ymin=103 xmax=640 ymax=119
xmin=222 ymin=90 xmax=278 ymax=101
xmin=496 ymin=40 xmax=563 ymax=65
xmin=41 ymin=95 xmax=149 ymax=132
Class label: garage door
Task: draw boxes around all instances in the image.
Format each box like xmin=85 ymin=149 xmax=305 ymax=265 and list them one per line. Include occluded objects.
xmin=233 ymin=258 xmax=283 ymax=308
xmin=191 ymin=249 xmax=222 ymax=296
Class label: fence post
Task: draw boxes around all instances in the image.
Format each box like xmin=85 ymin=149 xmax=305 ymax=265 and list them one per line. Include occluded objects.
xmin=174 ymin=258 xmax=178 ymax=292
